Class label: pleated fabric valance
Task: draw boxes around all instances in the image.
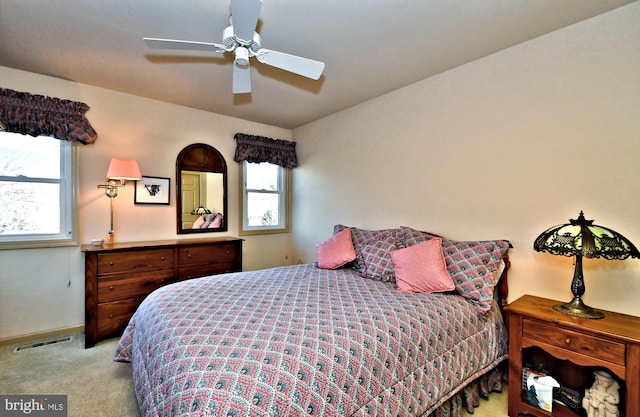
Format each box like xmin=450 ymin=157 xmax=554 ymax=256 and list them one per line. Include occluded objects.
xmin=0 ymin=87 xmax=97 ymax=144
xmin=233 ymin=133 xmax=297 ymax=168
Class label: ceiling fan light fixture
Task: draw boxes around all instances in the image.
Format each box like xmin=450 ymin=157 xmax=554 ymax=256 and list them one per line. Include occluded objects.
xmin=235 ymin=47 xmax=250 ymax=66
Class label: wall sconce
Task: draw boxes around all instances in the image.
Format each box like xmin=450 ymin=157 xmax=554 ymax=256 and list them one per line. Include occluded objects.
xmin=97 ymin=158 xmax=142 ymax=243
xmin=533 ymin=211 xmax=640 ymax=319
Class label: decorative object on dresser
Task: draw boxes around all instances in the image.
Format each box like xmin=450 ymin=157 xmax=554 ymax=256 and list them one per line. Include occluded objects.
xmin=533 ymin=210 xmax=640 ymax=319
xmin=83 ymin=237 xmax=242 ymax=348
xmin=97 ymin=158 xmax=142 ymax=244
xmin=507 ymin=295 xmax=640 ymax=417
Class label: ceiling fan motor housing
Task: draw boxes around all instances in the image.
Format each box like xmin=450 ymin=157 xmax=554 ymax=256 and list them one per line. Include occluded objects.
xmin=223 ymin=25 xmax=261 ymax=53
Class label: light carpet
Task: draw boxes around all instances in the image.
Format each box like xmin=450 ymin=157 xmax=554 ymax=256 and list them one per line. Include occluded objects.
xmin=0 ymin=331 xmax=507 ymax=416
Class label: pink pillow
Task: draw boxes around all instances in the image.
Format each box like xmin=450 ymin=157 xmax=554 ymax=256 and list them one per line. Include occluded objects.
xmin=316 ymin=228 xmax=357 ymax=269
xmin=391 ymin=238 xmax=455 ymax=293
xmin=208 ymin=214 xmax=222 ymax=228
xmin=192 ymin=216 xmax=205 ymax=229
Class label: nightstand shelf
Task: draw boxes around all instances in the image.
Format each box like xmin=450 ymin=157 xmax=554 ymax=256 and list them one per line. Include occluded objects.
xmin=506 ymin=295 xmax=640 ymax=417
xmin=517 ymin=401 xmax=577 ymax=417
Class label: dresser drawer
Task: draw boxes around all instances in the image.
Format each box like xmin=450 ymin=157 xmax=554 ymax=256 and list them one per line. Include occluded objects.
xmin=178 ymin=261 xmax=240 ymax=280
xmin=178 ymin=243 xmax=238 ymax=265
xmin=96 ymin=298 xmax=142 ymax=338
xmin=97 ymin=269 xmax=175 ymax=302
xmin=97 ymin=248 xmax=174 ymax=275
xmin=523 ymin=318 xmax=625 ymax=366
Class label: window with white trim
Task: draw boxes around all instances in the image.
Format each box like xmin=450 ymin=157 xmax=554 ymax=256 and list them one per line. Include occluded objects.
xmin=0 ymin=132 xmax=76 ymax=246
xmin=241 ymin=161 xmax=289 ymax=234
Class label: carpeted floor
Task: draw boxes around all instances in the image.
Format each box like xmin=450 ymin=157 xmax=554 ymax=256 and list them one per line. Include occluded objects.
xmin=0 ymin=332 xmax=138 ymax=417
xmin=0 ymin=331 xmax=508 ymax=417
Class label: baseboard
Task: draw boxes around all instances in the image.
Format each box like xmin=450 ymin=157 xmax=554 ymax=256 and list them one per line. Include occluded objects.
xmin=0 ymin=325 xmax=84 ymax=347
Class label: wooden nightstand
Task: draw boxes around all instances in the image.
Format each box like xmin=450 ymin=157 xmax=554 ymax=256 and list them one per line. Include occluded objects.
xmin=506 ymin=295 xmax=640 ymax=417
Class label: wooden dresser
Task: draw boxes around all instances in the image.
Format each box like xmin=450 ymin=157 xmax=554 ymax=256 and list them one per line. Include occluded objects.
xmin=83 ymin=237 xmax=243 ymax=348
xmin=507 ymin=295 xmax=640 ymax=417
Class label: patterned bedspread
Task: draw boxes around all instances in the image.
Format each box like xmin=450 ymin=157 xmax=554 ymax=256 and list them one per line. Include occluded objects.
xmin=115 ymin=264 xmax=507 ymax=417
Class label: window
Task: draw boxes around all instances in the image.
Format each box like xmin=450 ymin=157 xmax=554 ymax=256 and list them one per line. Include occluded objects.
xmin=241 ymin=161 xmax=289 ymax=234
xmin=0 ymin=133 xmax=76 ymax=247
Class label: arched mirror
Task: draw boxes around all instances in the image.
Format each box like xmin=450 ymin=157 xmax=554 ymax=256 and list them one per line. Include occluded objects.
xmin=176 ymin=143 xmax=227 ymax=234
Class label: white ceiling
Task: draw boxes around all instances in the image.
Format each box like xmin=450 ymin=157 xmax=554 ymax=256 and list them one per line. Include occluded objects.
xmin=0 ymin=0 xmax=635 ymax=129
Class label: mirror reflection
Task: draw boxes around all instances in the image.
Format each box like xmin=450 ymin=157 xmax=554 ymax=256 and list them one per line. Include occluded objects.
xmin=180 ymin=171 xmax=224 ymax=230
xmin=176 ymin=143 xmax=228 ymax=234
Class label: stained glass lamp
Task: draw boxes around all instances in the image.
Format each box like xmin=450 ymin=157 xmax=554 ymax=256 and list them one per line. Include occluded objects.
xmin=533 ymin=211 xmax=640 ymax=319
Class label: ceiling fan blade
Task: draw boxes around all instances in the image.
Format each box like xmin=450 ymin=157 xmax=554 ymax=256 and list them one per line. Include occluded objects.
xmin=255 ymin=49 xmax=325 ymax=80
xmin=230 ymin=0 xmax=262 ymax=43
xmin=143 ymin=37 xmax=227 ymax=53
xmin=233 ymin=62 xmax=252 ymax=94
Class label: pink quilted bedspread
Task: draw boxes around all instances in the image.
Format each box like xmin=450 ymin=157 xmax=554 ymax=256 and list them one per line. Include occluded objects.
xmin=115 ymin=264 xmax=507 ymax=417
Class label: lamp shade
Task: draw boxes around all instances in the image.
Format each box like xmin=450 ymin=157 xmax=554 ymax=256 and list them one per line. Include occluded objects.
xmin=534 ymin=211 xmax=640 ymax=260
xmin=106 ymin=159 xmax=142 ymax=181
xmin=533 ymin=211 xmax=640 ymax=319
xmin=191 ymin=205 xmax=212 ymax=215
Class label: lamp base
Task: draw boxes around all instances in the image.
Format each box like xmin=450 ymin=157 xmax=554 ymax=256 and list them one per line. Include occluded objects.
xmin=553 ymin=298 xmax=604 ymax=319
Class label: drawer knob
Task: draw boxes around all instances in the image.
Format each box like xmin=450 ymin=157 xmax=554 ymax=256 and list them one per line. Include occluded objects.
xmin=109 ymin=261 xmax=115 ymax=266
xmin=187 ymin=252 xmax=191 ymax=258
xmin=109 ymin=286 xmax=114 ymax=290
xmin=565 ymin=338 xmax=571 ymax=345
xmin=109 ymin=314 xmax=114 ymax=319
xmin=226 ymin=250 xmax=230 ymax=254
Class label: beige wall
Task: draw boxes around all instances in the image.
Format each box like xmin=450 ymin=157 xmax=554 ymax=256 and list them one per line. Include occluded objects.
xmin=0 ymin=67 xmax=293 ymax=340
xmin=292 ymin=3 xmax=640 ymax=316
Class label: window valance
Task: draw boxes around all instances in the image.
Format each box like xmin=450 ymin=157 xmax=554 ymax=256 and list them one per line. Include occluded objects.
xmin=233 ymin=133 xmax=297 ymax=168
xmin=0 ymin=88 xmax=97 ymax=144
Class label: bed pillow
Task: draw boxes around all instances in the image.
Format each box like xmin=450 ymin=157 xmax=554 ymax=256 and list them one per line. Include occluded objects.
xmin=400 ymin=226 xmax=509 ymax=313
xmin=391 ymin=238 xmax=455 ymax=293
xmin=316 ymin=228 xmax=357 ymax=269
xmin=442 ymin=239 xmax=510 ymax=313
xmin=358 ymin=231 xmax=401 ymax=282
xmin=208 ymin=214 xmax=223 ymax=228
xmin=334 ymin=225 xmax=404 ymax=274
xmin=202 ymin=213 xmax=218 ymax=228
xmin=192 ymin=216 xmax=205 ymax=229
xmin=400 ymin=225 xmax=439 ymax=246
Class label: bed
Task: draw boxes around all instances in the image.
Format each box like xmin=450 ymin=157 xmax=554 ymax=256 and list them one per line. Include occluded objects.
xmin=115 ymin=226 xmax=511 ymax=417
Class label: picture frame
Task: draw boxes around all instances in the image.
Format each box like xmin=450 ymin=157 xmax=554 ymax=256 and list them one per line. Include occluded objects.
xmin=134 ymin=176 xmax=170 ymax=205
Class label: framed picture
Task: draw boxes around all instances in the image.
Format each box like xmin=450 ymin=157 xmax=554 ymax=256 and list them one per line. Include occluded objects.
xmin=134 ymin=176 xmax=170 ymax=205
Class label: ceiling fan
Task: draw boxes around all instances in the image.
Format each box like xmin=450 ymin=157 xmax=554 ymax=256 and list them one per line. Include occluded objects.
xmin=143 ymin=0 xmax=325 ymax=94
